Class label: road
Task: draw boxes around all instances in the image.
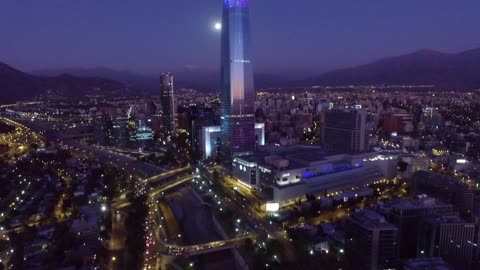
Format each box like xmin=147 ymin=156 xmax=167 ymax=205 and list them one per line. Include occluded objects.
xmin=6 ymin=117 xmax=167 ymax=178
xmin=110 ymin=172 xmax=194 ymax=270
xmin=60 ymin=139 xmax=166 ymax=178
xmin=111 ymin=174 xmax=195 ymax=209
xmin=143 ymin=165 xmax=191 ymax=185
xmin=164 ymin=235 xmax=251 ymax=257
xmin=0 ymin=101 xmax=42 ymax=109
xmin=0 ymin=117 xmax=43 ymax=163
xmin=199 ymin=166 xmax=299 ymax=261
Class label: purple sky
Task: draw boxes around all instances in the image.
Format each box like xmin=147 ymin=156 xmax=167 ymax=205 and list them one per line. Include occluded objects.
xmin=1 ymin=0 xmax=479 ymax=75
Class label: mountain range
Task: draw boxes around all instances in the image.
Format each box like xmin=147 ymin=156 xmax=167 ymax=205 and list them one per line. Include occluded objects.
xmin=0 ymin=62 xmax=129 ymax=103
xmin=1 ymin=48 xmax=480 ymax=103
xmin=32 ymin=67 xmax=290 ymax=91
xmin=308 ymin=48 xmax=480 ymax=88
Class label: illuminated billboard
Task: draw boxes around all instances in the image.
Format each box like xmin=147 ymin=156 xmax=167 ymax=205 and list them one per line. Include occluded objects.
xmin=265 ymin=202 xmax=280 ymax=212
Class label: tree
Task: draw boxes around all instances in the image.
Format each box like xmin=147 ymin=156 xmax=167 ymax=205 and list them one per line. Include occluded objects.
xmin=8 ymin=231 xmax=24 ymax=270
xmin=53 ymin=149 xmax=73 ymax=165
xmin=30 ymin=143 xmax=39 ymax=151
xmin=305 ymin=193 xmax=316 ymax=202
xmin=398 ymin=161 xmax=409 ymax=172
xmin=213 ymin=169 xmax=219 ymax=182
xmin=191 ymin=147 xmax=201 ymax=163
xmin=163 ymin=150 xmax=177 ymax=165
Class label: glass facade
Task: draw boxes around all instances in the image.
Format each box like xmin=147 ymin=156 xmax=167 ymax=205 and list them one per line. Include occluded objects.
xmin=323 ymin=110 xmax=368 ymax=153
xmin=160 ymin=73 xmax=175 ymax=136
xmin=220 ymin=0 xmax=256 ymax=160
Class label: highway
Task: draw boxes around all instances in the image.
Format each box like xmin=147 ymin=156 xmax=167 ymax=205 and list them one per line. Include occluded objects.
xmin=0 ymin=117 xmax=43 ymax=164
xmin=0 ymin=101 xmax=42 ymax=109
xmin=59 ymin=139 xmax=166 ymax=178
xmin=149 ymin=175 xmax=194 ymax=197
xmin=143 ymin=173 xmax=195 ymax=270
xmin=142 ymin=165 xmax=191 ymax=184
xmin=2 ymin=117 xmax=168 ymax=178
xmin=164 ymin=235 xmax=251 ymax=257
xmin=111 ymin=174 xmax=195 ymax=209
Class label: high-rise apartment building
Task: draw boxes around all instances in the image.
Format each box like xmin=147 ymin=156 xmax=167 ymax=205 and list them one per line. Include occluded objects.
xmin=220 ymin=0 xmax=256 ymax=160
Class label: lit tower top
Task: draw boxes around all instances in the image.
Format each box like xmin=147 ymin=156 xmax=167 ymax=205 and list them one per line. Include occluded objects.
xmin=220 ymin=0 xmax=255 ymax=159
xmin=224 ymin=0 xmax=249 ymax=8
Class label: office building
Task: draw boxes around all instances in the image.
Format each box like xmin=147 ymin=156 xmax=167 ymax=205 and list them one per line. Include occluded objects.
xmin=412 ymin=171 xmax=474 ymax=216
xmin=232 ymin=155 xmax=259 ymax=189
xmin=403 ymin=155 xmax=430 ymax=178
xmin=135 ymin=119 xmax=153 ymax=151
xmin=160 ymin=73 xmax=175 ymax=137
xmin=201 ymin=123 xmax=265 ymax=159
xmin=202 ymin=126 xmax=222 ymax=159
xmin=255 ymin=122 xmax=265 ymax=146
xmin=345 ymin=210 xmax=399 ymax=270
xmin=111 ymin=116 xmax=129 ymax=147
xmin=418 ymin=215 xmax=476 ymax=270
xmin=383 ymin=113 xmax=415 ymax=137
xmin=93 ymin=112 xmax=110 ymax=146
xmin=377 ymin=196 xmax=455 ymax=259
xmin=322 ymin=110 xmax=368 ymax=153
xmin=220 ymin=0 xmax=256 ymax=160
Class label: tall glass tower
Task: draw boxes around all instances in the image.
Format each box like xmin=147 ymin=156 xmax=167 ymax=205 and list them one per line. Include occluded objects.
xmin=220 ymin=0 xmax=256 ymax=160
xmin=160 ymin=73 xmax=175 ymax=137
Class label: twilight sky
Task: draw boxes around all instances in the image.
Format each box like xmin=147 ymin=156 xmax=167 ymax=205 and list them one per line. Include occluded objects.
xmin=1 ymin=0 xmax=479 ymax=76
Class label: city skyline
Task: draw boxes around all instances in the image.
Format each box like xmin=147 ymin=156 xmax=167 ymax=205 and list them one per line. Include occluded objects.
xmin=2 ymin=1 xmax=480 ymax=270
xmin=0 ymin=1 xmax=479 ymax=75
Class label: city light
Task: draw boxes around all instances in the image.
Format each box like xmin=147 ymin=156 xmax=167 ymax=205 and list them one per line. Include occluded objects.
xmin=265 ymin=202 xmax=280 ymax=212
xmin=0 ymin=1 xmax=478 ymax=270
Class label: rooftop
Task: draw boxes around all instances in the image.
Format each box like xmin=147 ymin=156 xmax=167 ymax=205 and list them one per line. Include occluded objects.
xmin=403 ymin=257 xmax=452 ymax=270
xmin=424 ymin=214 xmax=470 ymax=225
xmin=384 ymin=195 xmax=450 ymax=210
xmin=349 ymin=209 xmax=397 ymax=231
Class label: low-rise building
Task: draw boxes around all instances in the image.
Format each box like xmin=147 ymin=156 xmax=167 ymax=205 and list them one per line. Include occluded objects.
xmin=232 ymin=146 xmax=397 ymax=206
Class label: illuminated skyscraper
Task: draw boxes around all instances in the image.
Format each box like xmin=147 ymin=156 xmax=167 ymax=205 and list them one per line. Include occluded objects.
xmin=160 ymin=73 xmax=175 ymax=136
xmin=220 ymin=0 xmax=256 ymax=160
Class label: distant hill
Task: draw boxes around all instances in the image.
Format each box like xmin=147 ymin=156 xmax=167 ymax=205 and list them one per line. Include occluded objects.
xmin=3 ymin=47 xmax=480 ymax=104
xmin=0 ymin=62 xmax=39 ymax=103
xmin=0 ymin=62 xmax=129 ymax=103
xmin=307 ymin=48 xmax=480 ymax=88
xmin=33 ymin=67 xmax=291 ymax=91
xmin=33 ymin=67 xmax=158 ymax=91
xmin=32 ymin=48 xmax=480 ymax=91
